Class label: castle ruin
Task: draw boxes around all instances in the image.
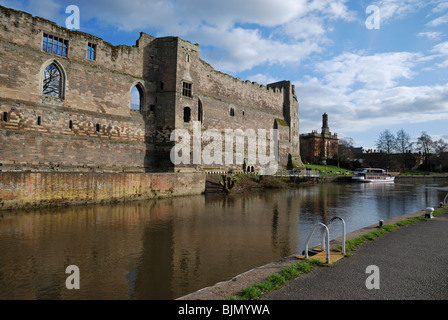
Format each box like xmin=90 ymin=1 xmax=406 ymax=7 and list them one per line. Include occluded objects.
xmin=0 ymin=5 xmax=304 ymax=174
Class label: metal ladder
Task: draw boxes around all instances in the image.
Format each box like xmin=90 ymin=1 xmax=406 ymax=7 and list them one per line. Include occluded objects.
xmin=304 ymin=216 xmax=346 ymax=264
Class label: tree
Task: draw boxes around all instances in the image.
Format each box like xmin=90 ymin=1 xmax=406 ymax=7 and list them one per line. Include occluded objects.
xmin=434 ymin=138 xmax=448 ymax=155
xmin=396 ymin=129 xmax=412 ymax=154
xmin=415 ymin=132 xmax=434 ymax=170
xmin=433 ymin=138 xmax=448 ymax=172
xmin=395 ymin=129 xmax=413 ymax=172
xmin=336 ymin=137 xmax=355 ymax=168
xmin=375 ymin=130 xmax=397 ymax=154
xmin=375 ymin=130 xmax=396 ymax=169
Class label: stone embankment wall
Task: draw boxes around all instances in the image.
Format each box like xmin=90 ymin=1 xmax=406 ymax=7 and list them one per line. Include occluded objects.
xmin=0 ymin=172 xmax=206 ymax=210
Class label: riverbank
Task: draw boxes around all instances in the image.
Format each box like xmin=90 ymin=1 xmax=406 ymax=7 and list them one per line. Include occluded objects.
xmin=2 ymin=170 xmax=446 ymax=210
xmin=177 ymin=205 xmax=448 ymax=300
xmin=0 ymin=172 xmax=206 ymax=210
xmin=205 ymin=174 xmax=307 ymax=194
xmin=395 ymin=174 xmax=448 ymax=181
xmin=205 ymin=173 xmax=364 ymax=195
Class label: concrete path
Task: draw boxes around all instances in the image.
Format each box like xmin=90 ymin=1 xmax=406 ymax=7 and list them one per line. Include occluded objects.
xmin=263 ymin=211 xmax=448 ymax=300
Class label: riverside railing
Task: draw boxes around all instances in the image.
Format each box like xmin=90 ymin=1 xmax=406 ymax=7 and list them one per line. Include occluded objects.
xmin=273 ymin=169 xmax=320 ymax=178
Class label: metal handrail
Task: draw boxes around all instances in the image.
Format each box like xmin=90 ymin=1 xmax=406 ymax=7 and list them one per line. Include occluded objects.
xmin=303 ymin=216 xmax=346 ymax=264
xmin=304 ymin=223 xmax=330 ymax=264
xmin=328 ymin=216 xmax=346 ymax=255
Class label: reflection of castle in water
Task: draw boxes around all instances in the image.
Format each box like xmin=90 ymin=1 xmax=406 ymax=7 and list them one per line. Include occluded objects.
xmin=1 ymin=181 xmax=446 ymax=299
xmin=0 ymin=192 xmax=304 ymax=299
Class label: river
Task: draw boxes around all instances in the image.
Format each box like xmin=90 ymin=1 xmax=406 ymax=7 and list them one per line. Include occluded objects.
xmin=1 ymin=178 xmax=447 ymax=300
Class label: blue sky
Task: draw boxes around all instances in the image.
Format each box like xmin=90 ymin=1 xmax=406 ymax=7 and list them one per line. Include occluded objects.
xmin=2 ymin=0 xmax=448 ymax=150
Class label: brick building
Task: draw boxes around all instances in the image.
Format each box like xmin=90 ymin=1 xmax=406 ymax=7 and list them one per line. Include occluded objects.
xmin=300 ymin=113 xmax=339 ymax=164
xmin=0 ymin=5 xmax=304 ymax=174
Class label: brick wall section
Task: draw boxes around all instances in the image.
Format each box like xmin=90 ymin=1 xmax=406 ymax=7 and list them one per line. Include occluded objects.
xmin=0 ymin=172 xmax=206 ymax=210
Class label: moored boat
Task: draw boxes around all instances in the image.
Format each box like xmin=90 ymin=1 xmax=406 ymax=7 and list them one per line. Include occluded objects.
xmin=352 ymin=168 xmax=395 ymax=183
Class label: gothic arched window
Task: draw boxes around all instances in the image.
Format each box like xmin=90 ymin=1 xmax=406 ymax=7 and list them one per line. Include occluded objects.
xmin=43 ymin=63 xmax=64 ymax=98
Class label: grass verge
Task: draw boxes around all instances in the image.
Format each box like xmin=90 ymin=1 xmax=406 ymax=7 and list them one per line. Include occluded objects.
xmin=337 ymin=205 xmax=447 ymax=253
xmin=223 ymin=259 xmax=322 ymax=300
xmin=224 ymin=205 xmax=448 ymax=300
xmin=304 ymin=164 xmax=353 ymax=176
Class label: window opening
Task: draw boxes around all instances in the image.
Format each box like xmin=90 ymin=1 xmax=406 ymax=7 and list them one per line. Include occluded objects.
xmin=87 ymin=43 xmax=96 ymax=60
xmin=182 ymin=82 xmax=192 ymax=97
xmin=42 ymin=33 xmax=68 ymax=57
xmin=184 ymin=107 xmax=191 ymax=123
xmin=198 ymin=99 xmax=203 ymax=122
xmin=131 ymin=85 xmax=143 ymax=110
xmin=43 ymin=63 xmax=63 ymax=98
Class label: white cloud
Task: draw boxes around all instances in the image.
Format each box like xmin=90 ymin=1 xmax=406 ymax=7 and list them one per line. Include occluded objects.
xmin=246 ymin=74 xmax=280 ymax=85
xmin=1 ymin=0 xmax=356 ymax=74
xmin=431 ymin=41 xmax=448 ymax=67
xmin=371 ymin=0 xmax=429 ymax=23
xmin=296 ymin=46 xmax=448 ymax=136
xmin=197 ymin=26 xmax=323 ymax=72
xmin=314 ymin=51 xmax=422 ymax=91
xmin=297 ymin=79 xmax=448 ymax=136
xmin=281 ymin=16 xmax=327 ymax=41
xmin=417 ymin=31 xmax=443 ymax=40
xmin=427 ymin=12 xmax=448 ymax=27
xmin=432 ymin=1 xmax=448 ymax=13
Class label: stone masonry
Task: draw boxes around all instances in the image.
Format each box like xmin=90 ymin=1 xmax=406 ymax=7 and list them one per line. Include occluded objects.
xmin=0 ymin=5 xmax=304 ymax=174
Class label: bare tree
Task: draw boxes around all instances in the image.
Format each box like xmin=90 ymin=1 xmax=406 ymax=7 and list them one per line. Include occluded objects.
xmin=415 ymin=132 xmax=434 ymax=170
xmin=375 ymin=130 xmax=396 ymax=169
xmin=434 ymin=138 xmax=448 ymax=154
xmin=376 ymin=129 xmax=397 ymax=154
xmin=396 ymin=129 xmax=412 ymax=153
xmin=434 ymin=138 xmax=448 ymax=171
xmin=396 ymin=129 xmax=413 ymax=172
xmin=336 ymin=137 xmax=355 ymax=168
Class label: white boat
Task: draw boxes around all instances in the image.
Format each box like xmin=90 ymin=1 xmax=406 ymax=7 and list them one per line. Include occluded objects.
xmin=352 ymin=168 xmax=395 ymax=183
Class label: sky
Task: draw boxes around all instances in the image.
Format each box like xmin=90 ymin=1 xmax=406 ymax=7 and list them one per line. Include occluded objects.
xmin=2 ymin=0 xmax=448 ymax=150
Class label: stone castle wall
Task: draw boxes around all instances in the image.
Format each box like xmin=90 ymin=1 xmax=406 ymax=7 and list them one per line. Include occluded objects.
xmin=0 ymin=5 xmax=303 ymax=174
xmin=0 ymin=172 xmax=206 ymax=210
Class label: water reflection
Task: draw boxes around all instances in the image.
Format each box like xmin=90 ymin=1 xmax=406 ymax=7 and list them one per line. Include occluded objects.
xmin=0 ymin=180 xmax=447 ymax=300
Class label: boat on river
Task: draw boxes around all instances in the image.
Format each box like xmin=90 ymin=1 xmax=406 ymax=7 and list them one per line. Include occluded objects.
xmin=352 ymin=168 xmax=395 ymax=183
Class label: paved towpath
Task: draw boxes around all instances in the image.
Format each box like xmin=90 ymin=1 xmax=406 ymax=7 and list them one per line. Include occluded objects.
xmin=263 ymin=210 xmax=448 ymax=300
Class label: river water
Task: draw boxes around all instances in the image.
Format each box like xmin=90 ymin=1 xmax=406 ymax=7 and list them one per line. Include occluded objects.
xmin=1 ymin=178 xmax=447 ymax=300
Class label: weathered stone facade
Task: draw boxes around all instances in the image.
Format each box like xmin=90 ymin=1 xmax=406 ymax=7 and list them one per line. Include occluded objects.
xmin=0 ymin=172 xmax=206 ymax=210
xmin=300 ymin=113 xmax=339 ymax=164
xmin=0 ymin=5 xmax=303 ymax=174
